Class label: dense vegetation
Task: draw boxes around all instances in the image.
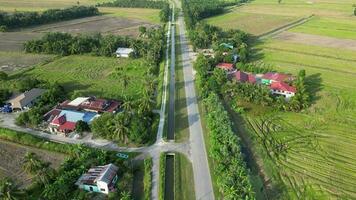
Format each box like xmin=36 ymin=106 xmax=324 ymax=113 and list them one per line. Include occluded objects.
xmin=0 ymin=128 xmax=135 ymax=199
xmin=0 ymin=6 xmax=98 ymax=30
xmin=99 ymin=0 xmax=168 ymax=9
xmin=204 ymin=93 xmax=255 ymax=199
xmin=24 ymin=26 xmax=166 ymax=66
xmin=193 ymin=55 xmax=255 ymax=199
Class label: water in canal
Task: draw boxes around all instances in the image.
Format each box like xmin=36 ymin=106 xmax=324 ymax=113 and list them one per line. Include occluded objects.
xmin=164 ymin=155 xmax=174 ymax=200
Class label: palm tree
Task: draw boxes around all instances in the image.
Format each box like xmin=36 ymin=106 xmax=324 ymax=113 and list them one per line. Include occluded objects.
xmin=0 ymin=178 xmax=23 ymax=200
xmin=122 ymin=95 xmax=135 ymax=114
xmin=136 ymin=89 xmax=154 ymax=114
xmin=23 ymin=152 xmax=42 ymax=174
xmin=112 ymin=114 xmax=129 ymax=143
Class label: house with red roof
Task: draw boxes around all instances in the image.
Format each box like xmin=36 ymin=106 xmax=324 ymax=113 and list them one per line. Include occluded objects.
xmin=216 ymin=63 xmax=236 ymax=74
xmin=59 ymin=97 xmax=121 ymax=113
xmin=269 ymin=82 xmax=296 ymax=100
xmin=233 ymin=71 xmax=256 ymax=84
xmin=261 ymin=72 xmax=293 ymax=85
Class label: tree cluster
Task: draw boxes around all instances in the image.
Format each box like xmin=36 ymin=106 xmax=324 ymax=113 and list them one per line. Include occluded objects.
xmin=24 ymin=27 xmax=166 ymax=66
xmin=0 ymin=6 xmax=99 ymax=30
xmin=91 ymin=92 xmax=156 ymax=144
xmin=0 ymin=89 xmax=11 ymax=105
xmin=203 ymin=93 xmax=255 ymax=199
xmin=98 ymin=0 xmax=168 ymax=9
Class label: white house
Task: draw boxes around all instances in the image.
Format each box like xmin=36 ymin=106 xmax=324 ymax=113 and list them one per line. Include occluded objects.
xmin=269 ymin=82 xmax=296 ymax=100
xmin=75 ymin=164 xmax=119 ymax=194
xmin=115 ymin=48 xmax=134 ymax=58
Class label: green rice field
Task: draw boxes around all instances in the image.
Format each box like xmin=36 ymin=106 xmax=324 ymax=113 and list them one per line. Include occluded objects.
xmin=207 ymin=0 xmax=356 ymax=199
xmin=1 ymin=55 xmax=152 ymax=99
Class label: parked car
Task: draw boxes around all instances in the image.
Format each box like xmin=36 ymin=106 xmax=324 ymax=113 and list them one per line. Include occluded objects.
xmin=0 ymin=104 xmax=12 ymax=113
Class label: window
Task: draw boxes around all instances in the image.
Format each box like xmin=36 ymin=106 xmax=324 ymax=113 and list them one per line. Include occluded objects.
xmin=100 ymin=188 xmax=106 ymax=192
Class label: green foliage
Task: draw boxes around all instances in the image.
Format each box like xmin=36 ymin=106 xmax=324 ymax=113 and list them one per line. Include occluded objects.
xmin=24 ymin=27 xmax=166 ymax=66
xmin=0 ymin=25 xmax=7 ymax=32
xmin=159 ymin=153 xmax=166 ymax=200
xmin=0 ymin=89 xmax=11 ymax=104
xmin=159 ymin=3 xmax=171 ymax=23
xmin=16 ymin=77 xmax=41 ymax=92
xmin=0 ymin=178 xmax=24 ymax=200
xmin=98 ymin=0 xmax=168 ymax=9
xmin=203 ymin=93 xmax=255 ymax=199
xmin=144 ymin=158 xmax=152 ymax=200
xmin=0 ymin=127 xmax=73 ymax=154
xmin=0 ymin=6 xmax=98 ymax=30
xmin=0 ymin=71 xmax=8 ymax=80
xmin=75 ymin=120 xmax=90 ymax=133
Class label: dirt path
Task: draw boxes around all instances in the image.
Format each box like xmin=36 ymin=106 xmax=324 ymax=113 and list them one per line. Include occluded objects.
xmin=274 ymin=32 xmax=356 ymax=51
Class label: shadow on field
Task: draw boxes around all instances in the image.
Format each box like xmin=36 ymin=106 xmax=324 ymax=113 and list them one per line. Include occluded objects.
xmin=248 ymin=37 xmax=265 ymax=62
xmin=305 ymin=73 xmax=323 ymax=105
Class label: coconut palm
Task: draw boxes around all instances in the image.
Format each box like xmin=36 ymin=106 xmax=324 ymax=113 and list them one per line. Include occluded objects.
xmin=0 ymin=178 xmax=23 ymax=200
xmin=23 ymin=152 xmax=42 ymax=174
xmin=112 ymin=114 xmax=129 ymax=144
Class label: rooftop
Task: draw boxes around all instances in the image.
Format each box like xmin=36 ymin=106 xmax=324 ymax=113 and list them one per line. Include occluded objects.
xmin=262 ymin=72 xmax=292 ymax=82
xmin=216 ymin=63 xmax=234 ymax=71
xmin=270 ymin=82 xmax=297 ymax=93
xmin=76 ymin=164 xmax=119 ymax=186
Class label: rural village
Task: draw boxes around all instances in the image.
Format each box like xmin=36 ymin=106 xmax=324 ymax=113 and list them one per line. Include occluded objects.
xmin=0 ymin=0 xmax=356 ymax=200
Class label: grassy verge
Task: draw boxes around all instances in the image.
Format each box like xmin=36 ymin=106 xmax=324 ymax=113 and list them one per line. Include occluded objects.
xmin=156 ymin=61 xmax=166 ymax=110
xmin=174 ymin=153 xmax=195 ymax=200
xmin=174 ymin=25 xmax=190 ymax=142
xmin=159 ymin=153 xmax=166 ymax=200
xmin=144 ymin=158 xmax=153 ymax=200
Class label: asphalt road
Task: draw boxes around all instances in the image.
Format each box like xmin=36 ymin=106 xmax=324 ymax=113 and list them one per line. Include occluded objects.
xmin=177 ymin=11 xmax=215 ymax=200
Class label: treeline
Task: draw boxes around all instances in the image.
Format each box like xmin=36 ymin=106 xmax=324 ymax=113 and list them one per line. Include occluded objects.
xmin=98 ymin=0 xmax=168 ymax=9
xmin=98 ymin=0 xmax=171 ymax=23
xmin=203 ymin=93 xmax=255 ymax=199
xmin=0 ymin=6 xmax=99 ymax=30
xmin=24 ymin=26 xmax=166 ymax=65
xmin=182 ymin=0 xmax=247 ymax=28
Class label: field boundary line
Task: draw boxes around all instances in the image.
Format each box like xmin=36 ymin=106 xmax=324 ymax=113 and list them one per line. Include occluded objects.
xmin=258 ymin=15 xmax=314 ymax=40
xmin=270 ymin=59 xmax=356 ymax=76
xmin=264 ymin=47 xmax=356 ymax=62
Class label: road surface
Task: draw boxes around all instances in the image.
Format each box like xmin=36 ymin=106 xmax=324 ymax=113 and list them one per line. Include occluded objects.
xmin=177 ymin=9 xmax=215 ymax=200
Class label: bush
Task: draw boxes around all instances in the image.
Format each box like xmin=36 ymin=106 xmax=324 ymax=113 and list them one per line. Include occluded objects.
xmin=75 ymin=120 xmax=90 ymax=133
xmin=0 ymin=71 xmax=8 ymax=80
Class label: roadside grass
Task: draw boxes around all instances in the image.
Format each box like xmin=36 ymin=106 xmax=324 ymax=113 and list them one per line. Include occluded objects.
xmin=290 ymin=16 xmax=356 ymax=40
xmin=132 ymin=159 xmax=144 ymax=200
xmin=0 ymin=52 xmax=55 ymax=73
xmin=0 ymin=0 xmax=110 ymax=11
xmin=159 ymin=153 xmax=166 ymax=200
xmin=0 ymin=55 xmax=152 ymax=100
xmin=174 ymin=26 xmax=190 ymax=142
xmin=143 ymin=158 xmax=152 ymax=200
xmin=205 ymin=9 xmax=298 ymax=36
xmin=245 ymin=39 xmax=356 ymax=199
xmin=174 ymin=153 xmax=195 ymax=200
xmin=99 ymin=7 xmax=161 ymax=24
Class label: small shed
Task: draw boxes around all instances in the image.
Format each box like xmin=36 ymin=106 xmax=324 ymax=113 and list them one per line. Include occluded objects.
xmin=115 ymin=48 xmax=134 ymax=58
xmin=7 ymin=88 xmax=46 ymax=110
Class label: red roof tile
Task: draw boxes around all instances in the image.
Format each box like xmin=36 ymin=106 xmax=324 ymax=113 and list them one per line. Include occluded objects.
xmin=234 ymin=71 xmax=256 ymax=84
xmin=216 ymin=63 xmax=234 ymax=71
xmin=51 ymin=114 xmax=66 ymax=125
xmin=58 ymin=121 xmax=76 ymax=132
xmin=262 ymin=72 xmax=291 ymax=82
xmin=270 ymin=82 xmax=296 ymax=93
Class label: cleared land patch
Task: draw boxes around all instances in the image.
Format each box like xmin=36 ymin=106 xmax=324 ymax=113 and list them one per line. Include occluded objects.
xmin=0 ymin=52 xmax=55 ymax=72
xmin=273 ymin=32 xmax=356 ymax=51
xmin=0 ymin=139 xmax=66 ymax=187
xmin=0 ymin=32 xmax=43 ymax=51
xmin=99 ymin=7 xmax=161 ymax=24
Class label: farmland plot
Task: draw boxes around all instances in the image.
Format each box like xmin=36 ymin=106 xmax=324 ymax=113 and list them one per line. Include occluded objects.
xmin=0 ymin=139 xmax=66 ymax=187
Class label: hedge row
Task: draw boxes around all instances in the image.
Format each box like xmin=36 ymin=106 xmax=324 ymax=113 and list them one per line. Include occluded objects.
xmin=0 ymin=127 xmax=72 ymax=154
